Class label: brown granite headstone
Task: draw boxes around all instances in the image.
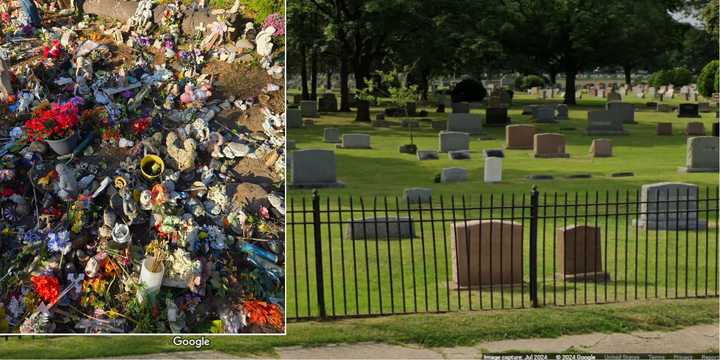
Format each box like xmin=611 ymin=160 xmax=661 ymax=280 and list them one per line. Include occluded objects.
xmin=556 ymin=225 xmax=609 ymax=281
xmin=685 ymin=122 xmax=705 ymax=136
xmin=451 ymin=220 xmax=523 ymax=288
xmin=590 ymin=138 xmax=612 ymax=157
xmin=656 ymin=123 xmax=672 ymax=136
xmin=505 ymin=124 xmax=536 ymax=149
xmin=533 ymin=133 xmax=570 ymax=158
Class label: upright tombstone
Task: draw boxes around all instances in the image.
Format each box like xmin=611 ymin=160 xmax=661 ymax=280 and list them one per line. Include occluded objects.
xmin=556 ymin=225 xmax=609 ymax=281
xmin=656 ymin=122 xmax=672 ymax=136
xmin=685 ymin=122 xmax=705 ymax=136
xmin=534 ymin=133 xmax=570 ymax=158
xmin=606 ymin=102 xmax=635 ymax=124
xmin=447 ymin=113 xmax=483 ymax=134
xmin=505 ymin=124 xmax=536 ymax=150
xmin=417 ymin=150 xmax=439 ymax=160
xmin=450 ymin=220 xmax=523 ymax=288
xmin=590 ymin=138 xmax=612 ymax=157
xmin=337 ymin=133 xmax=371 ymax=149
xmin=713 ymin=122 xmax=719 ymax=137
xmin=607 ymin=91 xmax=622 ymax=102
xmin=300 ymin=100 xmax=319 ymax=118
xmin=698 ymin=102 xmax=711 ymax=113
xmin=318 ymin=93 xmax=338 ymax=112
xmin=533 ymin=105 xmax=556 ymax=123
xmin=452 ymin=102 xmax=470 ymax=113
xmin=290 ymin=149 xmax=343 ymax=187
xmin=441 ymin=167 xmax=468 ymax=183
xmin=586 ymin=110 xmax=625 ymax=135
xmin=286 ymin=108 xmax=303 ymax=129
xmin=404 ymin=187 xmax=432 ymax=204
xmin=439 ymin=131 xmax=470 ymax=152
xmin=345 ymin=217 xmax=415 ymax=240
xmin=677 ymin=103 xmax=701 ymax=118
xmin=484 ymin=149 xmax=504 ymax=183
xmin=556 ymin=104 xmax=569 ymax=120
xmin=678 ymin=136 xmax=719 ymax=173
xmin=522 ymin=104 xmax=538 ymax=115
xmin=657 ymin=103 xmax=674 ymax=112
xmin=485 ymin=108 xmax=510 ymax=126
xmin=637 ymin=182 xmax=706 ymax=230
xmin=323 ymin=127 xmax=341 ymax=143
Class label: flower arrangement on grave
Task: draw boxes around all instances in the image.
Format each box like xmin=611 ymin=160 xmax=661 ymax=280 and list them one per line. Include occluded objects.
xmin=24 ymin=101 xmax=79 ymax=142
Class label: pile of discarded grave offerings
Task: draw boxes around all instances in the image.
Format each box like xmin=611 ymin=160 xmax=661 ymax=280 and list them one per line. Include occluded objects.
xmin=0 ymin=0 xmax=286 ymax=333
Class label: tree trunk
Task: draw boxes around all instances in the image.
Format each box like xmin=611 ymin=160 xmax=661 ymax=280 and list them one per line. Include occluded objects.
xmin=339 ymin=56 xmax=351 ymax=112
xmin=549 ymin=70 xmax=557 ymax=85
xmin=300 ymin=45 xmax=308 ymax=100
xmin=326 ymin=68 xmax=332 ymax=90
xmin=564 ymin=69 xmax=577 ymax=105
xmin=310 ymin=47 xmax=318 ymax=100
xmin=355 ymin=100 xmax=371 ymax=122
xmin=623 ymin=65 xmax=632 ymax=86
xmin=418 ymin=71 xmax=429 ymax=102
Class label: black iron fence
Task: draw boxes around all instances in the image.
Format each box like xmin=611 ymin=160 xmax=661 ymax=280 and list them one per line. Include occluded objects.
xmin=287 ymin=186 xmax=719 ymax=321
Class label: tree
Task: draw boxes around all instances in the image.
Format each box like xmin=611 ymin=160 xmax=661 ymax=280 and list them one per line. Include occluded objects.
xmin=697 ymin=60 xmax=719 ymax=97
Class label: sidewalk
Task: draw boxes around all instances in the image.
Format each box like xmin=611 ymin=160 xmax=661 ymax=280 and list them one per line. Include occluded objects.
xmin=83 ymin=324 xmax=719 ymax=359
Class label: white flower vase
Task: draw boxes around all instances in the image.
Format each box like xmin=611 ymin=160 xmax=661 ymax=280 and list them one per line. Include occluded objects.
xmin=111 ymin=223 xmax=131 ymax=249
xmin=137 ymin=256 xmax=164 ymax=303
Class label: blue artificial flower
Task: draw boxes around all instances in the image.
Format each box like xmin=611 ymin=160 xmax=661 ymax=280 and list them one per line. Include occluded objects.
xmin=48 ymin=230 xmax=71 ymax=254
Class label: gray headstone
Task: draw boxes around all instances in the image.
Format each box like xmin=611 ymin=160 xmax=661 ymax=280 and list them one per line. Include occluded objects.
xmin=451 ymin=102 xmax=470 ymax=113
xmin=679 ymin=136 xmax=719 ymax=173
xmin=345 ymin=217 xmax=415 ymax=240
xmin=404 ymin=188 xmax=432 ymax=204
xmin=586 ymin=110 xmax=625 ymax=135
xmin=441 ymin=167 xmax=468 ymax=183
xmin=338 ymin=133 xmax=371 ymax=149
xmin=287 ymin=108 xmax=303 ymax=129
xmin=447 ymin=113 xmax=482 ymax=134
xmin=290 ymin=149 xmax=342 ymax=187
xmin=439 ymin=131 xmax=470 ymax=152
xmin=556 ymin=104 xmax=569 ymax=120
xmin=417 ymin=150 xmax=439 ymax=160
xmin=318 ymin=93 xmax=338 ymax=112
xmin=300 ymin=100 xmax=318 ymax=118
xmin=533 ymin=106 xmax=556 ymax=123
xmin=448 ymin=150 xmax=471 ymax=160
xmin=606 ymin=102 xmax=635 ymax=124
xmin=637 ymin=182 xmax=706 ymax=230
xmin=323 ymin=128 xmax=340 ymax=143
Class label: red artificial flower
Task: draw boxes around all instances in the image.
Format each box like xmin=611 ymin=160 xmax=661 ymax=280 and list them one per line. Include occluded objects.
xmin=243 ymin=300 xmax=283 ymax=330
xmin=131 ymin=117 xmax=151 ymax=135
xmin=24 ymin=102 xmax=79 ymax=141
xmin=31 ymin=275 xmax=61 ymax=303
xmin=0 ymin=186 xmax=14 ymax=197
xmin=42 ymin=40 xmax=63 ymax=59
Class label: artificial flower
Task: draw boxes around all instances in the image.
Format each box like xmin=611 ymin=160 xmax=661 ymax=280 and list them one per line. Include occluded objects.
xmin=31 ymin=275 xmax=61 ymax=303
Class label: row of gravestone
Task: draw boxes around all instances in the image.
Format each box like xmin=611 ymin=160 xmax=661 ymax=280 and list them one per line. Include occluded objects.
xmin=340 ymin=181 xmax=708 ymax=288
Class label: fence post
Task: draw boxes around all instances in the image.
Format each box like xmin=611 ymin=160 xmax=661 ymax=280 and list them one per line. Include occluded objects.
xmin=529 ymin=185 xmax=540 ymax=308
xmin=312 ymin=189 xmax=327 ymax=320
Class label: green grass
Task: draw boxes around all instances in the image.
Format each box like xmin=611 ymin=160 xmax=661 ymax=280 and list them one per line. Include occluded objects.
xmin=1 ymin=298 xmax=717 ymax=358
xmin=286 ymin=92 xmax=719 ymax=319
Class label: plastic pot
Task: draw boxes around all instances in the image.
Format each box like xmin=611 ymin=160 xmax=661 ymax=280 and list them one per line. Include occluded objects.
xmin=137 ymin=256 xmax=164 ymax=303
xmin=45 ymin=132 xmax=79 ymax=155
xmin=140 ymin=154 xmax=164 ymax=180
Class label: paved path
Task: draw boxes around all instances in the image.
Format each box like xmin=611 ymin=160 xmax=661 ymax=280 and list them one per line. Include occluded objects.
xmin=82 ymin=324 xmax=719 ymax=359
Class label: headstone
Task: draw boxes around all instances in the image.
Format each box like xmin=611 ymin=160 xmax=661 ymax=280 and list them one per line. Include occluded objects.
xmin=286 ymin=108 xmax=303 ymax=129
xmin=450 ymin=220 xmax=523 ymax=288
xmin=534 ymin=133 xmax=570 ymax=158
xmin=441 ymin=167 xmax=468 ymax=183
xmin=448 ymin=150 xmax=471 ymax=160
xmin=345 ymin=217 xmax=415 ymax=240
xmin=447 ymin=113 xmax=482 ymax=135
xmin=656 ymin=103 xmax=674 ymax=112
xmin=522 ymin=105 xmax=537 ymax=115
xmin=404 ymin=188 xmax=432 ymax=204
xmin=678 ymin=136 xmax=719 ymax=173
xmin=637 ymin=182 xmax=706 ymax=230
xmin=417 ymin=150 xmax=439 ymax=160
xmin=318 ymin=93 xmax=338 ymax=112
xmin=439 ymin=131 xmax=470 ymax=152
xmin=685 ymin=122 xmax=705 ymax=136
xmin=556 ymin=225 xmax=609 ymax=281
xmin=713 ymin=122 xmax=719 ymax=137
xmin=432 ymin=120 xmax=446 ymax=130
xmin=556 ymin=104 xmax=569 ymax=120
xmin=290 ymin=149 xmax=343 ymax=187
xmin=300 ymin=100 xmax=318 ymax=117
xmin=484 ymin=108 xmax=510 ymax=127
xmin=648 ymin=87 xmax=656 ymax=98
xmin=606 ymin=102 xmax=635 ymax=124
xmin=533 ymin=106 xmax=556 ymax=123
xmin=677 ymin=103 xmax=701 ymax=118
xmin=698 ymin=102 xmax=711 ymax=113
xmin=323 ymin=128 xmax=340 ymax=143
xmin=607 ymin=92 xmax=621 ymax=102
xmin=0 ymin=59 xmax=12 ymax=99
xmin=656 ymin=123 xmax=672 ymax=136
xmin=586 ymin=110 xmax=625 ymax=135
xmin=484 ymin=149 xmax=504 ymax=183
xmin=337 ymin=134 xmax=371 ymax=149
xmin=590 ymin=138 xmax=612 ymax=157
xmin=452 ymin=102 xmax=470 ymax=113
xmin=505 ymin=124 xmax=536 ymax=150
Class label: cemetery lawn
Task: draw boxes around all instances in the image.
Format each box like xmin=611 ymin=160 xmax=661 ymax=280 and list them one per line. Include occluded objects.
xmin=0 ymin=298 xmax=717 ymax=358
xmin=288 ymin=93 xmax=718 ymax=199
xmin=285 ymin=92 xmax=719 ymax=319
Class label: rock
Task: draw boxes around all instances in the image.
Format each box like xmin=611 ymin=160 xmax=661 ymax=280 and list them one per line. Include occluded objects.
xmin=231 ymin=183 xmax=269 ymax=212
xmin=222 ymin=142 xmax=250 ymax=159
